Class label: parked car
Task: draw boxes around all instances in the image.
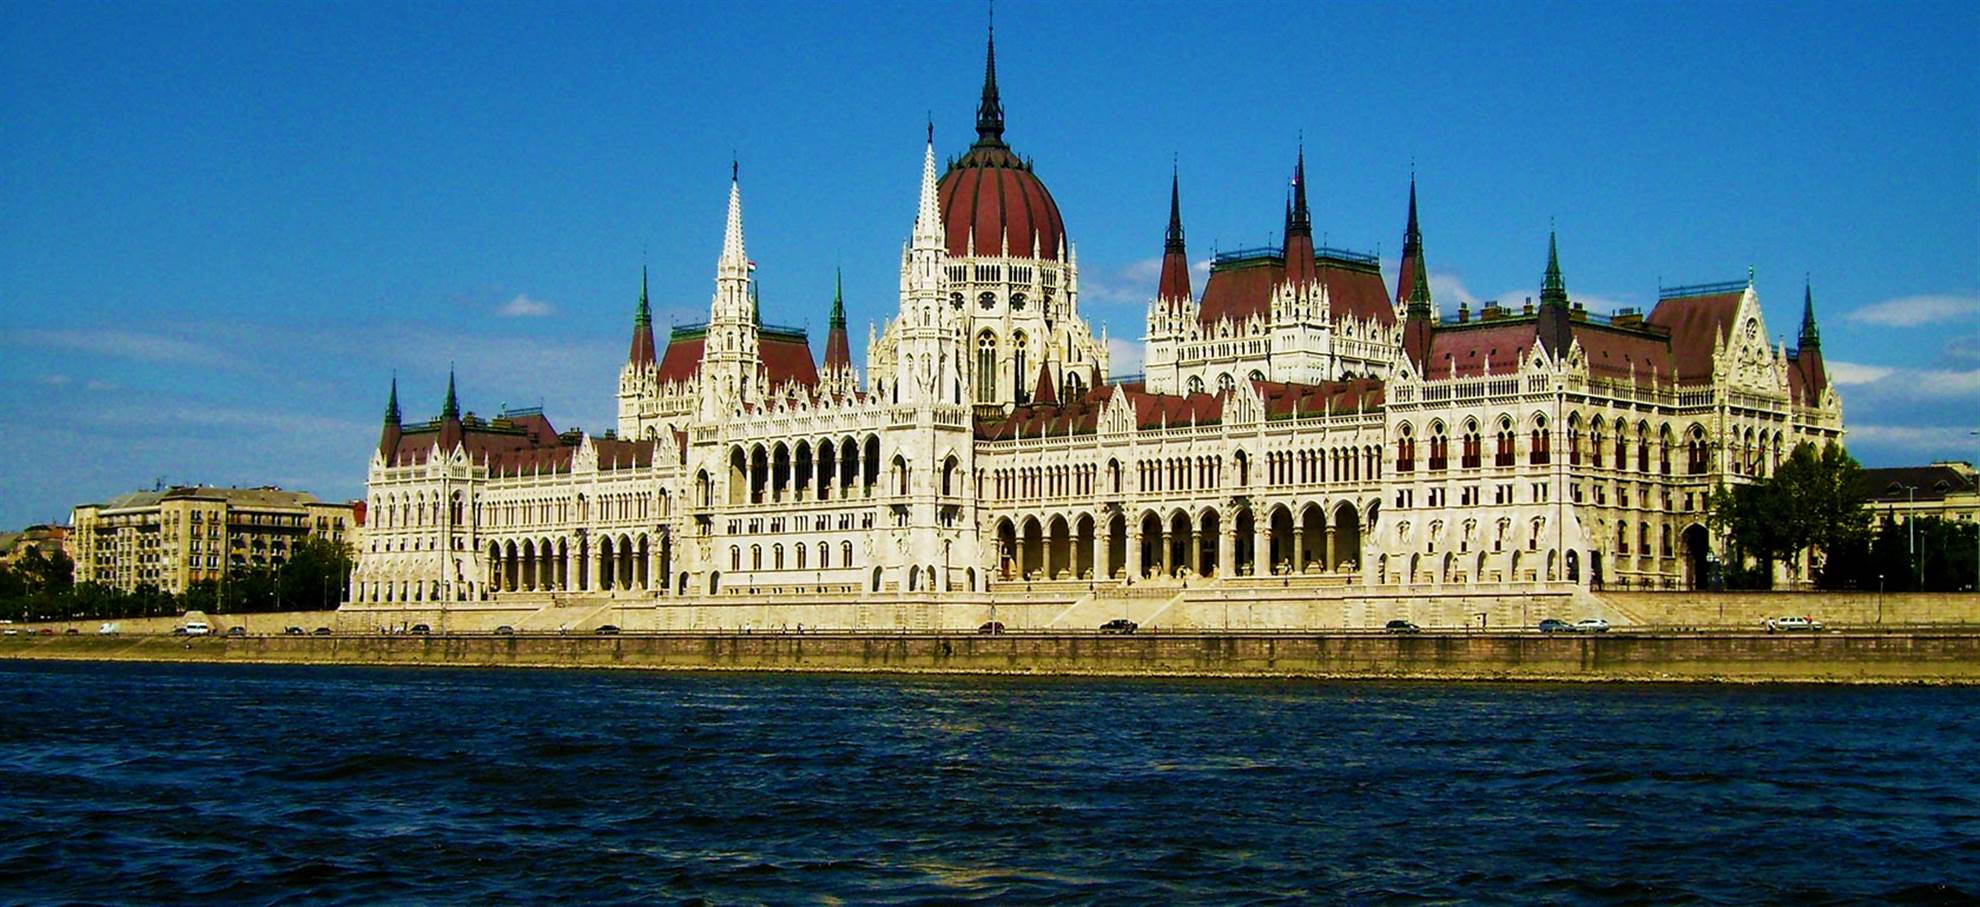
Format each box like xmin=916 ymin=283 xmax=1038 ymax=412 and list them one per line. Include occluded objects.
xmin=1537 ymin=618 xmax=1572 ymax=633
xmin=64 ymin=628 xmax=80 ymax=635
xmin=312 ymin=627 xmax=333 ymax=636
xmin=98 ymin=623 xmax=120 ymax=635
xmin=37 ymin=628 xmax=54 ymax=636
xmin=283 ymin=626 xmax=305 ymax=635
xmin=183 ymin=621 xmax=212 ymax=637
xmin=1765 ymin=616 xmax=1825 ymax=633
xmin=224 ymin=626 xmax=248 ymax=637
xmin=1099 ymin=618 xmax=1138 ymax=635
xmin=1572 ymin=618 xmax=1611 ymax=633
xmin=595 ymin=625 xmax=621 ymax=635
xmin=409 ymin=624 xmax=431 ymax=635
xmin=1385 ymin=619 xmax=1422 ymax=634
xmin=493 ymin=625 xmax=516 ymax=636
xmin=978 ymin=621 xmax=1006 ymax=635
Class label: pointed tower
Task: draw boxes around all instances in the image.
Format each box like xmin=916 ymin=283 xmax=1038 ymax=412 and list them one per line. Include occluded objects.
xmin=1401 ymin=188 xmax=1436 ymax=375
xmin=1157 ymin=167 xmax=1191 ymax=303
xmin=1282 ymin=146 xmax=1317 ymax=288
xmin=822 ymin=268 xmax=854 ymax=394
xmin=377 ymin=374 xmax=402 ymax=464
xmin=1535 ymin=231 xmax=1574 ymax=356
xmin=1395 ymin=174 xmax=1423 ymax=307
xmin=1797 ymin=279 xmax=1827 ymax=396
xmin=702 ymin=162 xmax=760 ymax=410
xmin=975 ymin=22 xmax=1004 ymax=149
xmin=629 ymin=266 xmax=656 ymax=367
xmin=1539 ymin=231 xmax=1569 ymax=308
xmin=893 ymin=126 xmax=955 ymax=406
xmin=437 ymin=368 xmax=463 ymax=452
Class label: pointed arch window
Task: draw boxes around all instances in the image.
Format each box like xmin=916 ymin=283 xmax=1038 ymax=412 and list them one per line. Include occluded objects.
xmin=976 ymin=332 xmax=998 ymax=402
xmin=1012 ymin=332 xmax=1029 ymax=404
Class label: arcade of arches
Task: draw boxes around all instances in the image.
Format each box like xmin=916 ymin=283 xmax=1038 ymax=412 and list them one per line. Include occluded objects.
xmin=992 ymin=501 xmax=1367 ymax=581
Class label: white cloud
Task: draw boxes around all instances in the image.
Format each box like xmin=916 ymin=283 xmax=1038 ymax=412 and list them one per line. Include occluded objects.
xmin=8 ymin=328 xmax=240 ymax=367
xmin=1845 ymin=294 xmax=1980 ymax=327
xmin=497 ymin=294 xmax=556 ymax=317
xmin=37 ymin=374 xmax=71 ymax=386
xmin=1080 ymin=258 xmax=1165 ymax=307
xmin=1107 ymin=336 xmax=1145 ymax=376
xmin=1826 ymin=360 xmax=1894 ymax=386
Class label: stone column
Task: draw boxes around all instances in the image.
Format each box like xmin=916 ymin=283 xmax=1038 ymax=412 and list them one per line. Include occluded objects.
xmin=1127 ymin=529 xmax=1142 ymax=579
xmin=1160 ymin=528 xmax=1173 ymax=577
xmin=1091 ymin=525 xmax=1107 ymax=581
xmin=1218 ymin=524 xmax=1236 ymax=579
xmin=560 ymin=545 xmax=571 ymax=591
xmin=1325 ymin=526 xmax=1338 ymax=573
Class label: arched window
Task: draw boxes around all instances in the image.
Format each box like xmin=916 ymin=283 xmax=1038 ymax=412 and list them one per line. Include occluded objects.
xmin=1495 ymin=416 xmax=1516 ymax=467
xmin=1187 ymin=375 xmax=1205 ymax=395
xmin=1687 ymin=425 xmax=1708 ymax=474
xmin=1396 ymin=423 xmax=1416 ymax=472
xmin=1429 ymin=422 xmax=1449 ymax=471
xmin=1012 ymin=332 xmax=1029 ymax=403
xmin=1530 ymin=415 xmax=1551 ymax=465
xmin=1567 ymin=414 xmax=1582 ymax=466
xmin=730 ymin=546 xmax=741 ymax=571
xmin=818 ymin=542 xmax=830 ymax=568
xmin=841 ymin=541 xmax=854 ymax=567
xmin=751 ymin=545 xmax=763 ymax=570
xmin=1461 ymin=419 xmax=1482 ymax=469
xmin=976 ymin=332 xmax=998 ymax=402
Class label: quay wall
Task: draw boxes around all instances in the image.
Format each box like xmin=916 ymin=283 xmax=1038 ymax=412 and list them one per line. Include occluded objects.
xmin=7 ymin=630 xmax=1979 ymax=683
xmin=1598 ymin=591 xmax=1980 ymax=628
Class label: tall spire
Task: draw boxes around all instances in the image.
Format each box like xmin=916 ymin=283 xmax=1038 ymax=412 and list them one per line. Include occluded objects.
xmin=628 ymin=265 xmax=656 ymax=366
xmin=441 ymin=368 xmax=459 ymax=419
xmin=1395 ymin=172 xmax=1423 ymax=306
xmin=913 ymin=126 xmax=942 ymax=248
xmin=377 ymin=374 xmax=402 ymax=462
xmin=1539 ymin=230 xmax=1569 ymax=308
xmin=1157 ymin=167 xmax=1191 ymax=302
xmin=1282 ymin=145 xmax=1316 ymax=287
xmin=823 ymin=268 xmax=853 ymax=380
xmin=975 ymin=20 xmax=1005 ymax=147
xmin=719 ymin=161 xmax=747 ymax=276
xmin=1289 ymin=142 xmax=1311 ymax=236
xmin=1165 ymin=165 xmax=1185 ymax=252
xmin=436 ymin=367 xmax=462 ymax=452
xmin=1799 ymin=278 xmax=1821 ymax=350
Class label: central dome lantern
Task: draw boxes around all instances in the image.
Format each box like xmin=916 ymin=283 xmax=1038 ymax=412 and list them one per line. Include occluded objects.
xmin=936 ymin=30 xmax=1066 ymax=260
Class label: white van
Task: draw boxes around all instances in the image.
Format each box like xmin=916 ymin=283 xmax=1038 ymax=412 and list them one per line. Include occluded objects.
xmin=98 ymin=622 xmax=120 ymax=635
xmin=183 ymin=620 xmax=211 ymax=636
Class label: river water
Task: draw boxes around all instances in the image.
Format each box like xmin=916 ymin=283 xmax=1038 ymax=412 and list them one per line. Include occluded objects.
xmin=1 ymin=661 xmax=1975 ymax=904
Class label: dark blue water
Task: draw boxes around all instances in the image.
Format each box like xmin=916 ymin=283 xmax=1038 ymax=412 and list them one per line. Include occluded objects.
xmin=1 ymin=663 xmax=1976 ymax=905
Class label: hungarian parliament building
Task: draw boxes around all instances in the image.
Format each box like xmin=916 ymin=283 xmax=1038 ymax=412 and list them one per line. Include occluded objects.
xmin=349 ymin=36 xmax=1843 ymax=619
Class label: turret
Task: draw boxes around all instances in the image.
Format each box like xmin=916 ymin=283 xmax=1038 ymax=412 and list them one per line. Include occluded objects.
xmin=377 ymin=374 xmax=402 ymax=464
xmin=1282 ymin=146 xmax=1316 ymax=287
xmin=1798 ymin=279 xmax=1827 ymax=395
xmin=822 ymin=268 xmax=854 ymax=391
xmin=437 ymin=368 xmax=463 ymax=452
xmin=628 ymin=266 xmax=656 ymax=367
xmin=1395 ymin=174 xmax=1423 ymax=307
xmin=1156 ymin=167 xmax=1191 ymax=303
xmin=1401 ymin=183 xmax=1436 ymax=374
xmin=702 ymin=162 xmax=759 ymax=409
xmin=1535 ymin=231 xmax=1573 ymax=357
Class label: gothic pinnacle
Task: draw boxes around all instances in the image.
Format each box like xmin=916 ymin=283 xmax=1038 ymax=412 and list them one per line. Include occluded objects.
xmin=1540 ymin=230 xmax=1568 ymax=308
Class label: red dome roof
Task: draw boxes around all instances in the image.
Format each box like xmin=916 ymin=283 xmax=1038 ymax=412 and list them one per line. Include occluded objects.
xmin=938 ymin=149 xmax=1065 ymax=259
xmin=936 ymin=30 xmax=1065 ymax=260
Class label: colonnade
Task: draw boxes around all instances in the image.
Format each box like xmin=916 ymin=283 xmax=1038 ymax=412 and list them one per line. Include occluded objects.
xmin=991 ymin=501 xmax=1367 ymax=582
xmin=485 ymin=532 xmax=670 ymax=595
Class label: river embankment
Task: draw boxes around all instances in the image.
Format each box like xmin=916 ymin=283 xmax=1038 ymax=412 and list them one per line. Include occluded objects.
xmin=7 ymin=630 xmax=1979 ymax=683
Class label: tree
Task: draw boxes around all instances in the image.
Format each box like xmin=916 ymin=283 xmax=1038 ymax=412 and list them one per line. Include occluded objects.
xmin=277 ymin=537 xmax=354 ymax=611
xmin=1707 ymin=440 xmax=1867 ymax=590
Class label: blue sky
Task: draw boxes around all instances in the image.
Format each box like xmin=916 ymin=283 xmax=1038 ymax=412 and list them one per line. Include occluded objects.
xmin=2 ymin=0 xmax=1976 ymax=527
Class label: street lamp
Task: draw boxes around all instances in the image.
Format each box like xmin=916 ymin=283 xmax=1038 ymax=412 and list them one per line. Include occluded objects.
xmin=1900 ymin=483 xmax=1919 ymax=591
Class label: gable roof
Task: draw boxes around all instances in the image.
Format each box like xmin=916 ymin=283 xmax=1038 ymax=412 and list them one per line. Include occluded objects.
xmin=1647 ymin=290 xmax=1742 ymax=382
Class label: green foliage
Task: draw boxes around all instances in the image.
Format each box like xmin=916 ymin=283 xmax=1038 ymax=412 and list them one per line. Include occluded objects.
xmin=1706 ymin=440 xmax=1867 ymax=590
xmin=0 ymin=536 xmax=354 ymax=622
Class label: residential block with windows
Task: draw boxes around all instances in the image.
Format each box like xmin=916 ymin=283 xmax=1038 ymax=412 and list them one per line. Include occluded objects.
xmin=71 ymin=486 xmax=359 ymax=593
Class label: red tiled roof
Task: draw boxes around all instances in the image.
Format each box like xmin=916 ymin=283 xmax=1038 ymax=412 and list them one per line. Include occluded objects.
xmin=656 ymin=335 xmax=705 ymax=384
xmin=1570 ymin=323 xmax=1674 ymax=380
xmin=1426 ymin=323 xmax=1539 ymax=379
xmin=1197 ymin=256 xmax=1395 ymax=327
xmin=653 ymin=329 xmax=819 ymax=389
xmin=939 ymin=158 xmax=1065 ymax=259
xmin=1647 ymin=291 xmax=1741 ymax=382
